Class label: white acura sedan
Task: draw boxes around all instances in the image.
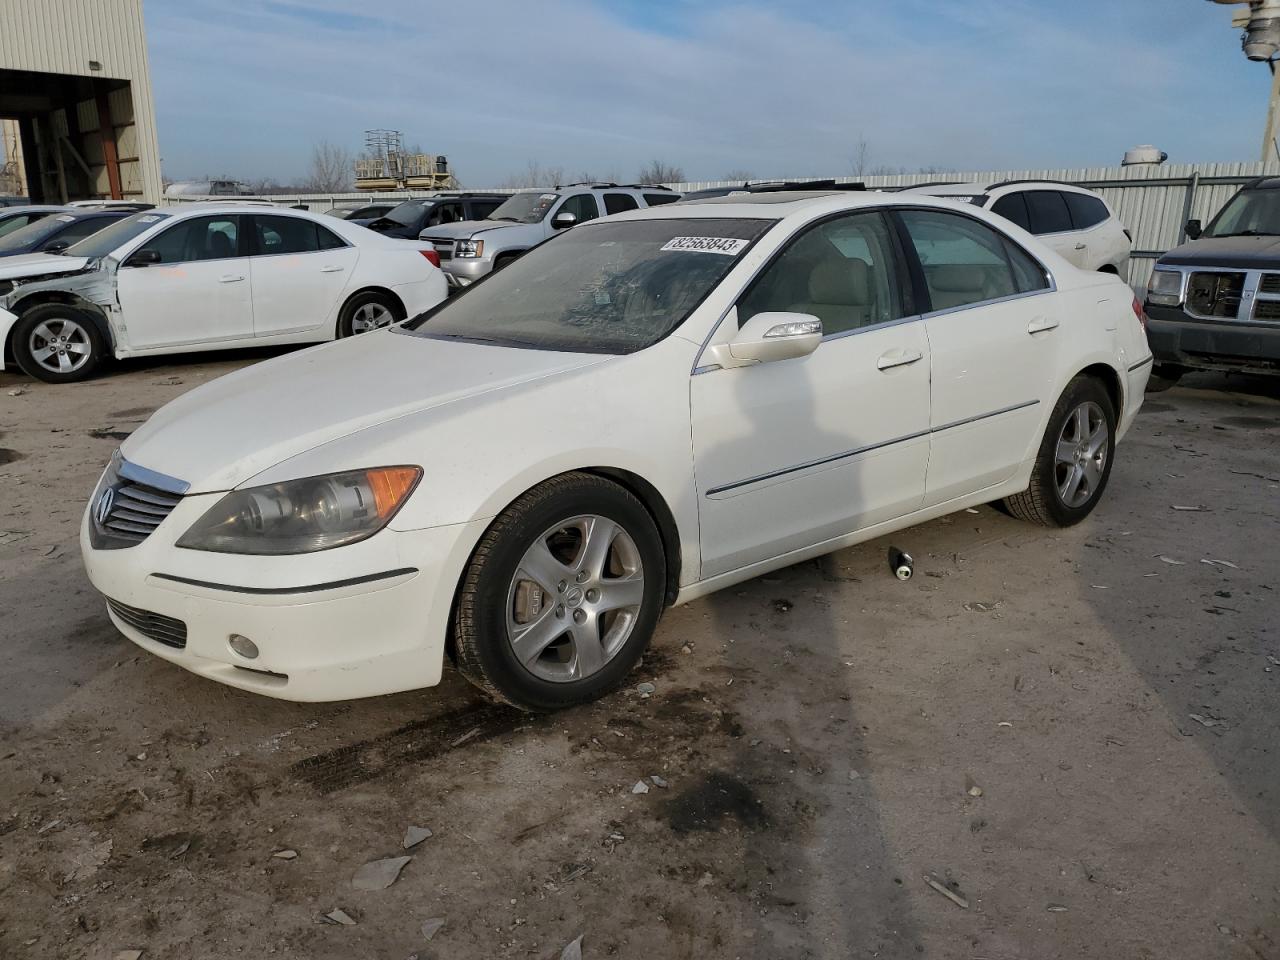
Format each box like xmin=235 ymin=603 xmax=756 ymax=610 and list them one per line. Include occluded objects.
xmin=0 ymin=205 xmax=446 ymax=382
xmin=80 ymin=189 xmax=1152 ymax=711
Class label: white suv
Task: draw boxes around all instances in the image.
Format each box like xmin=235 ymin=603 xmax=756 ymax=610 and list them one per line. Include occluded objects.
xmin=421 ymin=183 xmax=682 ymax=288
xmin=902 ymin=181 xmax=1131 ymax=275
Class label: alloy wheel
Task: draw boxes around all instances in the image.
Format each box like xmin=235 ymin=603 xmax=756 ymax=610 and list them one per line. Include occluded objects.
xmin=1055 ymin=400 xmax=1109 ymax=508
xmin=349 ymin=302 xmax=393 ymax=333
xmin=506 ymin=515 xmax=645 ymax=683
xmin=28 ymin=317 xmax=92 ymax=375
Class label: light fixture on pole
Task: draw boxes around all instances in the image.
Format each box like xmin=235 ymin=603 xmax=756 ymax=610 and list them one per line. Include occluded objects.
xmin=1211 ymin=0 xmax=1280 ymax=159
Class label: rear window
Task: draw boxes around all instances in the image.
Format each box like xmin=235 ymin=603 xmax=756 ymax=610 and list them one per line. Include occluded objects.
xmin=644 ymin=192 xmax=681 ymax=206
xmin=604 ymin=193 xmax=640 ymax=215
xmin=1065 ymin=193 xmax=1109 ymax=230
xmin=989 ymin=193 xmax=1030 ymax=231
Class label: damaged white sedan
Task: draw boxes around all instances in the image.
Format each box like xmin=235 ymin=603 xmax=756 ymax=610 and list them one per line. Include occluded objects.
xmin=81 ymin=189 xmax=1150 ymax=711
xmin=0 ymin=205 xmax=447 ymax=382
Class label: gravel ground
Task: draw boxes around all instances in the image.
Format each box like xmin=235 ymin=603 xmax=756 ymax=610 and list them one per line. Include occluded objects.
xmin=0 ymin=351 xmax=1277 ymax=960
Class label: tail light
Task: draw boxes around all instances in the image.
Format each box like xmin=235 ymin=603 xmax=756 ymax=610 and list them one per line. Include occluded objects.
xmin=420 ymin=249 xmax=441 ymax=268
xmin=1131 ymin=295 xmax=1147 ymax=331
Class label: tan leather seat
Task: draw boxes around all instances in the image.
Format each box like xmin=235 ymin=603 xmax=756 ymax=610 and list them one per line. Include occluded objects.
xmin=927 ymin=264 xmax=996 ymax=310
xmin=790 ymin=257 xmax=872 ymax=334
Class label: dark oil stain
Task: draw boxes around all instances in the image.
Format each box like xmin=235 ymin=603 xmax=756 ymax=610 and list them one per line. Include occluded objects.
xmin=292 ymin=700 xmax=534 ymax=794
xmin=664 ymin=771 xmax=769 ymax=834
xmin=1141 ymin=401 xmax=1175 ymax=414
xmin=1218 ymin=415 xmax=1276 ymax=430
xmin=0 ymin=448 xmax=21 ymax=465
xmin=88 ymin=429 xmax=132 ymax=441
xmin=108 ymin=407 xmax=155 ymax=419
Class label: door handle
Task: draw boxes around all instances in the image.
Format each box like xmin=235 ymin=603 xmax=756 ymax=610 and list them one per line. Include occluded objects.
xmin=1074 ymin=242 xmax=1087 ymax=250
xmin=877 ymin=348 xmax=923 ymax=370
xmin=320 ymin=265 xmax=345 ymax=273
xmin=218 ymin=275 xmax=245 ymax=283
xmin=1028 ymin=316 xmax=1059 ymax=334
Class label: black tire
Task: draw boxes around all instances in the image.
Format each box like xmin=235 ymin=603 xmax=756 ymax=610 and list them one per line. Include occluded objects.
xmin=13 ymin=303 xmax=107 ymax=384
xmin=1002 ymin=375 xmax=1117 ymax=527
xmin=1145 ymin=363 xmax=1184 ymax=393
xmin=493 ymin=252 xmax=520 ymax=271
xmin=337 ymin=290 xmax=404 ymax=338
xmin=453 ymin=472 xmax=666 ymax=712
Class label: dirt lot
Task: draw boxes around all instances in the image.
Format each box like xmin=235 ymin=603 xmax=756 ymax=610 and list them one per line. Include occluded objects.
xmin=0 ymin=350 xmax=1277 ymax=960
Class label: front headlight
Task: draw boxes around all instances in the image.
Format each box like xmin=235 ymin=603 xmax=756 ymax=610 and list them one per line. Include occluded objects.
xmin=1147 ymin=268 xmax=1183 ymax=306
xmin=176 ymin=466 xmax=421 ymax=555
xmin=455 ymin=239 xmax=484 ymax=258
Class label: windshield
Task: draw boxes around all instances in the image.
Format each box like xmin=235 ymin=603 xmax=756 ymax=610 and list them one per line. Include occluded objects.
xmin=382 ymin=200 xmax=432 ymax=226
xmin=406 ymin=217 xmax=772 ymax=354
xmin=487 ymin=191 xmax=559 ymax=224
xmin=0 ymin=214 xmax=74 ymax=253
xmin=65 ymin=211 xmax=170 ymax=259
xmin=1205 ymin=189 xmax=1280 ymax=238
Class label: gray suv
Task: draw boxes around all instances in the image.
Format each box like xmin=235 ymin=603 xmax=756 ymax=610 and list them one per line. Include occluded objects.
xmin=421 ymin=183 xmax=680 ymax=288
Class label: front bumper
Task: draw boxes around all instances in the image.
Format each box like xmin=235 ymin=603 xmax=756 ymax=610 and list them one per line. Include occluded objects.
xmin=1143 ymin=303 xmax=1280 ymax=374
xmin=80 ymin=495 xmax=486 ymax=702
xmin=440 ymin=256 xmax=493 ymax=288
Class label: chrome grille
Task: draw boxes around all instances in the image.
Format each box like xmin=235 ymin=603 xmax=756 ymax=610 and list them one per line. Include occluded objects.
xmin=1186 ymin=271 xmax=1246 ymax=319
xmin=90 ymin=454 xmax=188 ymax=549
xmin=1254 ymin=300 xmax=1280 ymax=321
xmin=426 ymin=238 xmax=454 ymax=261
xmin=106 ymin=598 xmax=187 ymax=649
xmin=1260 ymin=273 xmax=1280 ymax=295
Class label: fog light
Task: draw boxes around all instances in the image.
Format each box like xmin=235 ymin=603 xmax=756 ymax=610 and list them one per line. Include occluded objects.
xmin=229 ymin=634 xmax=259 ymax=659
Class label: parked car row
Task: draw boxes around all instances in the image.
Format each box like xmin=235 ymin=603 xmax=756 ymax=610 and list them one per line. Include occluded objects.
xmin=76 ymin=183 xmax=1151 ymax=711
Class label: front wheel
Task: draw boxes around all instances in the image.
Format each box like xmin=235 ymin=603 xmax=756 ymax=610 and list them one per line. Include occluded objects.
xmin=453 ymin=473 xmax=666 ymax=712
xmin=337 ymin=290 xmax=404 ymax=337
xmin=13 ymin=304 xmax=107 ymax=383
xmin=1002 ymin=376 xmax=1116 ymax=527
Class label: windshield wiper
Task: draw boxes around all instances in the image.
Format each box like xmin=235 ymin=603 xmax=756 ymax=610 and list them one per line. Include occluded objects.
xmin=491 ymin=216 xmax=519 ymax=222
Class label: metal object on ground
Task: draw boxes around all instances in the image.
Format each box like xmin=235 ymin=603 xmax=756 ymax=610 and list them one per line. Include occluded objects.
xmin=889 ymin=546 xmax=914 ymax=581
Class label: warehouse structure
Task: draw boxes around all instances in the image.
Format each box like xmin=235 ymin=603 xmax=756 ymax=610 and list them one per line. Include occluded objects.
xmin=0 ymin=0 xmax=162 ymax=204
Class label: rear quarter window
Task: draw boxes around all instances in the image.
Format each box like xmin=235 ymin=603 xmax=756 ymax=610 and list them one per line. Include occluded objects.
xmin=643 ymin=193 xmax=680 ymax=206
xmin=1064 ymin=193 xmax=1109 ymax=230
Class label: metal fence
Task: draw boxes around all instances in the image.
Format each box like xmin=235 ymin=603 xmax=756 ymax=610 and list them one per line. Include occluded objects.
xmin=170 ymin=161 xmax=1280 ymax=291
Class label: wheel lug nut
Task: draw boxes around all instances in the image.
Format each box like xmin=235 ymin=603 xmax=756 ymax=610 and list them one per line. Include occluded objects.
xmin=576 ymin=571 xmax=589 ymax=583
xmin=555 ymin=605 xmax=565 ymax=618
xmin=557 ymin=580 xmax=566 ymax=593
xmin=585 ymin=588 xmax=599 ymax=603
xmin=572 ymin=608 xmax=586 ymax=624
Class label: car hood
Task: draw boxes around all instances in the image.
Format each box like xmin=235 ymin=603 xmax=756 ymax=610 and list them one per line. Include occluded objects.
xmin=1158 ymin=236 xmax=1280 ymax=270
xmin=419 ymin=219 xmax=537 ymax=240
xmin=120 ymin=330 xmax=608 ymax=493
xmin=0 ymin=253 xmax=91 ymax=279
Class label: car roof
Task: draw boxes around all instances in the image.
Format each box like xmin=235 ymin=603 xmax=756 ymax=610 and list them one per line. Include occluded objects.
xmin=609 ymin=190 xmax=985 ymax=221
xmin=0 ymin=204 xmax=73 ymax=215
xmin=900 ymin=182 xmax=987 ymax=197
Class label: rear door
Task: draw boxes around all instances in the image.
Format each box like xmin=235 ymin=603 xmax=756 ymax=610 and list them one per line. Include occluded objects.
xmin=896 ymin=208 xmax=1062 ymax=505
xmin=115 ymin=214 xmax=254 ymax=349
xmin=247 ymin=214 xmax=357 ymax=338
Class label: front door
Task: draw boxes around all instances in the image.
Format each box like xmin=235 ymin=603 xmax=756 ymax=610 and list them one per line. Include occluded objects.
xmin=895 ymin=208 xmax=1063 ymax=505
xmin=691 ymin=211 xmax=932 ymax=579
xmin=115 ymin=214 xmax=253 ymax=349
xmin=248 ymin=214 xmax=357 ymax=338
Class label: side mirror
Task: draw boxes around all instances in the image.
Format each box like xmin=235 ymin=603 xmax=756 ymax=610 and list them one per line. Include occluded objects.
xmin=42 ymin=239 xmax=70 ymax=253
xmin=1185 ymin=219 xmax=1202 ymax=240
xmin=714 ymin=311 xmax=822 ymax=366
xmin=125 ymin=249 xmax=161 ymax=267
xmin=551 ymin=211 xmax=578 ymax=230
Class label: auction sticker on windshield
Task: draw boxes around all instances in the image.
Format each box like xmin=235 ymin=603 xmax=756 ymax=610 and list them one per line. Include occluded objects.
xmin=660 ymin=236 xmax=750 ymax=255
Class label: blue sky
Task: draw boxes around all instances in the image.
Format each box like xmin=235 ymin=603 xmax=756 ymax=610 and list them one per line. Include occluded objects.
xmin=146 ymin=0 xmax=1270 ymax=186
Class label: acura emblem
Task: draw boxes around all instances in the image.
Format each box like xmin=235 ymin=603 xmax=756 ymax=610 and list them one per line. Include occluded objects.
xmin=95 ymin=486 xmax=116 ymax=526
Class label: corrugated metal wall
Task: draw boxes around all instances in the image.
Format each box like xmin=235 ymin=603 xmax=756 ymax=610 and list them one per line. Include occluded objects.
xmin=232 ymin=162 xmax=1280 ymax=291
xmin=0 ymin=0 xmax=162 ymax=202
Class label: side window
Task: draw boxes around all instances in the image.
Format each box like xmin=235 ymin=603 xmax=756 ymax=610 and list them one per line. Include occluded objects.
xmin=559 ymin=193 xmax=599 ymax=223
xmin=899 ymin=209 xmax=1028 ymax=311
xmin=254 ymin=215 xmax=322 ymax=255
xmin=603 ymin=193 xmax=639 ymax=214
xmin=146 ymin=215 xmax=240 ymax=263
xmin=0 ymin=214 xmax=35 ymax=237
xmin=1024 ymin=191 xmax=1073 ymax=235
xmin=1004 ymin=239 xmax=1051 ymax=293
xmin=644 ymin=192 xmax=680 ymax=206
xmin=472 ymin=200 xmax=501 ymax=219
xmin=1064 ymin=192 xmax=1109 ymax=230
xmin=316 ymin=224 xmax=347 ymax=250
xmin=428 ymin=202 xmax=464 ymax=226
xmin=738 ymin=212 xmax=905 ymax=336
xmin=989 ymin=193 xmax=1030 ymax=231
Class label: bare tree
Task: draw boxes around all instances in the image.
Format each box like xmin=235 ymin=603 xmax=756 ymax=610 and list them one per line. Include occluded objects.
xmin=500 ymin=160 xmax=567 ymax=189
xmin=851 ymin=137 xmax=871 ymax=178
xmin=721 ymin=169 xmax=754 ymax=182
xmin=304 ymin=140 xmax=353 ymax=192
xmin=637 ymin=159 xmax=684 ymax=185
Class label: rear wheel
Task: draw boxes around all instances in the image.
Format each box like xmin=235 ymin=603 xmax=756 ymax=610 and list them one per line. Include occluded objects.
xmin=13 ymin=304 xmax=106 ymax=383
xmin=453 ymin=473 xmax=666 ymax=712
xmin=337 ymin=290 xmax=404 ymax=337
xmin=1002 ymin=376 xmax=1116 ymax=527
